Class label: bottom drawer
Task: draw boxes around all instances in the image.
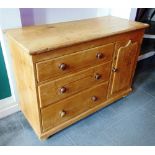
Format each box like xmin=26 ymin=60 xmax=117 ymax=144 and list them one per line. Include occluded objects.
xmin=41 ymin=82 xmax=108 ymax=131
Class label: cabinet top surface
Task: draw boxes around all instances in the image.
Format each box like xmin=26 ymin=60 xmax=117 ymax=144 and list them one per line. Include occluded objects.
xmin=6 ymin=16 xmax=148 ymax=55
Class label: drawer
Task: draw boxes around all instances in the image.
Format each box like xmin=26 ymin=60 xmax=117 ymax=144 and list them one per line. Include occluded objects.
xmin=41 ymin=82 xmax=108 ymax=131
xmin=36 ymin=43 xmax=114 ymax=82
xmin=38 ymin=62 xmax=111 ymax=108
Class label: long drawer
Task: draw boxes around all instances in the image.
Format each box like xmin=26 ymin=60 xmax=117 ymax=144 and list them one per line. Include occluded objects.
xmin=41 ymin=82 xmax=108 ymax=131
xmin=36 ymin=43 xmax=114 ymax=82
xmin=38 ymin=62 xmax=111 ymax=108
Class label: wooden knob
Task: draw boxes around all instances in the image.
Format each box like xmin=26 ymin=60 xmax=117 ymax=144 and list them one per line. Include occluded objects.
xmin=96 ymin=53 xmax=104 ymax=59
xmin=91 ymin=96 xmax=98 ymax=102
xmin=112 ymin=67 xmax=118 ymax=72
xmin=95 ymin=73 xmax=101 ymax=80
xmin=59 ymin=87 xmax=67 ymax=94
xmin=59 ymin=110 xmax=66 ymax=118
xmin=59 ymin=63 xmax=67 ymax=70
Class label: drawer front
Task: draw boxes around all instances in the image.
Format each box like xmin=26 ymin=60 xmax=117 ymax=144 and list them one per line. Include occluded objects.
xmin=36 ymin=43 xmax=114 ymax=82
xmin=41 ymin=82 xmax=108 ymax=131
xmin=38 ymin=62 xmax=111 ymax=108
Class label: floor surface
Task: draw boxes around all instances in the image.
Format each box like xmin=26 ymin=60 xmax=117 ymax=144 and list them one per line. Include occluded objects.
xmin=0 ymin=58 xmax=155 ymax=146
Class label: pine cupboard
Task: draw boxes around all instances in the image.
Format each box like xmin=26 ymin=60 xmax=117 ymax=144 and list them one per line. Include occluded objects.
xmin=6 ymin=16 xmax=148 ymax=140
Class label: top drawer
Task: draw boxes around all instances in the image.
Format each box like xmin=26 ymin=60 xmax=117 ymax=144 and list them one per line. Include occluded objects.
xmin=36 ymin=43 xmax=114 ymax=82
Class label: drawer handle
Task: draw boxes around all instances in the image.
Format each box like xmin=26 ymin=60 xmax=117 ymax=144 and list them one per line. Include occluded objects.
xmin=59 ymin=63 xmax=67 ymax=71
xmin=96 ymin=53 xmax=104 ymax=59
xmin=59 ymin=110 xmax=66 ymax=118
xmin=112 ymin=67 xmax=118 ymax=72
xmin=95 ymin=73 xmax=102 ymax=80
xmin=59 ymin=86 xmax=67 ymax=94
xmin=91 ymin=96 xmax=98 ymax=102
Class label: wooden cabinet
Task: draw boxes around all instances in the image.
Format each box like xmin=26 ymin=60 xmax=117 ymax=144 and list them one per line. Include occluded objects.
xmin=109 ymin=40 xmax=139 ymax=96
xmin=6 ymin=16 xmax=148 ymax=140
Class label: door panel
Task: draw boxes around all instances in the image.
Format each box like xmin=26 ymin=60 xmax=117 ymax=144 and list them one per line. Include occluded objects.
xmin=110 ymin=40 xmax=138 ymax=96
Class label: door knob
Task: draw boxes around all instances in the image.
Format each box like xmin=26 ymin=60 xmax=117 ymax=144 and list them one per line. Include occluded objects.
xmin=59 ymin=110 xmax=66 ymax=118
xmin=95 ymin=73 xmax=102 ymax=80
xmin=91 ymin=96 xmax=98 ymax=102
xmin=59 ymin=87 xmax=67 ymax=94
xmin=112 ymin=67 xmax=118 ymax=72
xmin=96 ymin=53 xmax=104 ymax=59
xmin=59 ymin=63 xmax=67 ymax=70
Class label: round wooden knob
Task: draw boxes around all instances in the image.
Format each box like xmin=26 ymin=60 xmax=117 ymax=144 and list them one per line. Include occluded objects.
xmin=95 ymin=73 xmax=102 ymax=80
xmin=59 ymin=63 xmax=67 ymax=70
xmin=59 ymin=110 xmax=66 ymax=118
xmin=91 ymin=96 xmax=98 ymax=102
xmin=112 ymin=67 xmax=118 ymax=72
xmin=59 ymin=87 xmax=67 ymax=94
xmin=96 ymin=53 xmax=104 ymax=59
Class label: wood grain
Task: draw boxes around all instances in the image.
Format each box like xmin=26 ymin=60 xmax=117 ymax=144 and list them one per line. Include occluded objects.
xmin=7 ymin=37 xmax=42 ymax=136
xmin=36 ymin=43 xmax=114 ymax=82
xmin=38 ymin=62 xmax=111 ymax=108
xmin=41 ymin=82 xmax=109 ymax=131
xmin=109 ymin=40 xmax=138 ymax=96
xmin=6 ymin=16 xmax=149 ymax=55
xmin=32 ymin=30 xmax=145 ymax=63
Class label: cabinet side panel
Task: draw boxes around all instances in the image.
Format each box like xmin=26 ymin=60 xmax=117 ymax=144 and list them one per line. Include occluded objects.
xmin=7 ymin=37 xmax=42 ymax=136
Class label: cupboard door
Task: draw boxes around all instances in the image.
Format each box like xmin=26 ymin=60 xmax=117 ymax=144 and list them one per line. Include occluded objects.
xmin=110 ymin=40 xmax=138 ymax=96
